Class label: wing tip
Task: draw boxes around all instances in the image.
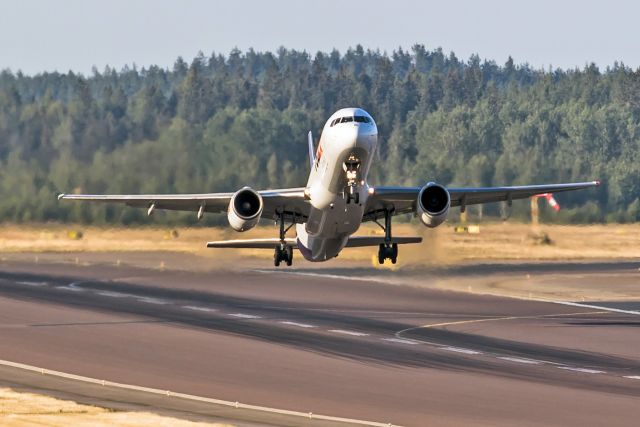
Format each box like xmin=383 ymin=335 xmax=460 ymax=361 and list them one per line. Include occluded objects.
xmin=57 ymin=193 xmax=66 ymax=200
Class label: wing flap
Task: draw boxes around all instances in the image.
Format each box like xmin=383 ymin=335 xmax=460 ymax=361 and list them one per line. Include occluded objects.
xmin=364 ymin=181 xmax=600 ymax=221
xmin=207 ymin=238 xmax=297 ymax=249
xmin=59 ymin=187 xmax=310 ymax=221
xmin=344 ymin=236 xmax=423 ymax=248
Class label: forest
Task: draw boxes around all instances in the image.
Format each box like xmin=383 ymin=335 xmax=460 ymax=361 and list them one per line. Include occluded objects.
xmin=0 ymin=45 xmax=638 ymax=225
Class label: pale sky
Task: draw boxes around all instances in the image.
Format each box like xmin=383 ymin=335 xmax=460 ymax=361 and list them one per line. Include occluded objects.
xmin=0 ymin=0 xmax=637 ymax=75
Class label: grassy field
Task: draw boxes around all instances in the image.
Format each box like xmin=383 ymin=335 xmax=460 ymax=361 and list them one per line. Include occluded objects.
xmin=1 ymin=222 xmax=639 ymax=265
xmin=0 ymin=388 xmax=233 ymax=427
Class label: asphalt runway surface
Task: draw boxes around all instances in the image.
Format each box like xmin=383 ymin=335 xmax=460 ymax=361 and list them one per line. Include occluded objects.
xmin=0 ymin=254 xmax=639 ymax=426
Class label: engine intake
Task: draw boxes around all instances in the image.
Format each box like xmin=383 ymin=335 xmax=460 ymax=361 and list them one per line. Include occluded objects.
xmin=417 ymin=183 xmax=450 ymax=228
xmin=228 ymin=187 xmax=263 ymax=231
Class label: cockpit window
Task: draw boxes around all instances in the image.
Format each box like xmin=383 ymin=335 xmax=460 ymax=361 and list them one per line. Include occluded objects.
xmin=331 ymin=115 xmax=371 ymax=127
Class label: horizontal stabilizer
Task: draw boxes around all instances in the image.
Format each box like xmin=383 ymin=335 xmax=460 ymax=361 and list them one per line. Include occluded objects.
xmin=207 ymin=238 xmax=297 ymax=249
xmin=344 ymin=236 xmax=422 ymax=248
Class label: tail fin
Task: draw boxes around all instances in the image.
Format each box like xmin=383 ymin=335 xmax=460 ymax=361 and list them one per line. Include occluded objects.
xmin=307 ymin=131 xmax=315 ymax=170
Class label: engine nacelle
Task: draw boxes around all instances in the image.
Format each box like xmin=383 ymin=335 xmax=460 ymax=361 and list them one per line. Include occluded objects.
xmin=227 ymin=187 xmax=263 ymax=231
xmin=417 ymin=183 xmax=450 ymax=228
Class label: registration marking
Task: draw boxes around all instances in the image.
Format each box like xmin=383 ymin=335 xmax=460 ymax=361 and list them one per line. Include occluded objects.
xmin=329 ymin=329 xmax=369 ymax=337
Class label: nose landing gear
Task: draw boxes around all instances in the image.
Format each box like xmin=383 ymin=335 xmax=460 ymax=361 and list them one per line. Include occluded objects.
xmin=274 ymin=244 xmax=293 ymax=267
xmin=343 ymin=156 xmax=361 ymax=204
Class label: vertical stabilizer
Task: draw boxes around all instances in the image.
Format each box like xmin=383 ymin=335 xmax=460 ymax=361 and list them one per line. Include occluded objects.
xmin=307 ymin=131 xmax=315 ymax=169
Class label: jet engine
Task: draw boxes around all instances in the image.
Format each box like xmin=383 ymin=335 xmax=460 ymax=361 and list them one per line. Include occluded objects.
xmin=228 ymin=187 xmax=263 ymax=231
xmin=417 ymin=183 xmax=450 ymax=228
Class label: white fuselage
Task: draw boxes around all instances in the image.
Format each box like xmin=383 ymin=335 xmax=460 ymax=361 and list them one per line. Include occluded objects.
xmin=296 ymin=108 xmax=378 ymax=261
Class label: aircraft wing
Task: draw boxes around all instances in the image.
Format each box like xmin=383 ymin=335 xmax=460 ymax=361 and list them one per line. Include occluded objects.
xmin=206 ymin=236 xmax=422 ymax=249
xmin=363 ymin=181 xmax=600 ymax=221
xmin=58 ymin=188 xmax=310 ymax=222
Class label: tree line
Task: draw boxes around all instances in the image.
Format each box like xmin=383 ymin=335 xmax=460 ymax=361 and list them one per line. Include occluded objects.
xmin=0 ymin=45 xmax=638 ymax=225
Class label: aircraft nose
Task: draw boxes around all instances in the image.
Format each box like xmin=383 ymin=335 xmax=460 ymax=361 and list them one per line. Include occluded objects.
xmin=353 ymin=122 xmax=376 ymax=147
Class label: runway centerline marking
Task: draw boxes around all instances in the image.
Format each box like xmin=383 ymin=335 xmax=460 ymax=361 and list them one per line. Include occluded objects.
xmin=498 ymin=356 xmax=542 ymax=365
xmin=329 ymin=329 xmax=369 ymax=337
xmin=182 ymin=305 xmax=217 ymax=312
xmin=16 ymin=281 xmax=47 ymax=287
xmin=97 ymin=291 xmax=137 ymax=298
xmin=442 ymin=346 xmax=482 ymax=355
xmin=229 ymin=313 xmax=262 ymax=319
xmin=137 ymin=297 xmax=169 ymax=305
xmin=558 ymin=367 xmax=605 ymax=374
xmin=623 ymin=376 xmax=640 ymax=380
xmin=279 ymin=321 xmax=316 ymax=328
xmin=381 ymin=338 xmax=420 ymax=345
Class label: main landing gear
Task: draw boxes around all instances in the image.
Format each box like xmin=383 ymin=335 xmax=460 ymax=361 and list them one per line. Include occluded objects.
xmin=274 ymin=211 xmax=295 ymax=267
xmin=375 ymin=209 xmax=398 ymax=264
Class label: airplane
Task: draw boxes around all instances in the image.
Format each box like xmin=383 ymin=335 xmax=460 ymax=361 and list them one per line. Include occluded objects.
xmin=59 ymin=108 xmax=600 ymax=266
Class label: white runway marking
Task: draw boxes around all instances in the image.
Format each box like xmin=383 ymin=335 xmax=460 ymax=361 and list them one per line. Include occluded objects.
xmin=547 ymin=301 xmax=640 ymax=316
xmin=137 ymin=297 xmax=169 ymax=305
xmin=182 ymin=305 xmax=217 ymax=312
xmin=557 ymin=367 xmax=605 ymax=374
xmin=381 ymin=338 xmax=420 ymax=345
xmin=279 ymin=321 xmax=316 ymax=328
xmin=623 ymin=376 xmax=640 ymax=380
xmin=16 ymin=281 xmax=47 ymax=287
xmin=329 ymin=329 xmax=369 ymax=337
xmin=498 ymin=356 xmax=542 ymax=365
xmin=229 ymin=313 xmax=262 ymax=319
xmin=97 ymin=291 xmax=135 ymax=298
xmin=441 ymin=346 xmax=482 ymax=355
xmin=56 ymin=286 xmax=84 ymax=292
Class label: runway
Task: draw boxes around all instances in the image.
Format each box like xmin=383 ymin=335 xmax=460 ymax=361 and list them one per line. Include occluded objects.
xmin=0 ymin=253 xmax=638 ymax=426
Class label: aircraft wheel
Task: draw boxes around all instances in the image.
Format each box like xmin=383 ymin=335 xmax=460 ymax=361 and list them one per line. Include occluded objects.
xmin=391 ymin=243 xmax=398 ymax=264
xmin=285 ymin=246 xmax=293 ymax=266
xmin=377 ymin=244 xmax=386 ymax=264
xmin=274 ymin=247 xmax=283 ymax=267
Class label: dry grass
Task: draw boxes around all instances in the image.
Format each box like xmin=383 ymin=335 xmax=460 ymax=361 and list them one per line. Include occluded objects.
xmin=0 ymin=388 xmax=233 ymax=427
xmin=1 ymin=222 xmax=639 ymax=266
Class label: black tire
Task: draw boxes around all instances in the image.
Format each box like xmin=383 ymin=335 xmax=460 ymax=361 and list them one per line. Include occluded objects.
xmin=392 ymin=243 xmax=398 ymax=259
xmin=286 ymin=246 xmax=293 ymax=266
xmin=378 ymin=244 xmax=385 ymax=264
xmin=274 ymin=247 xmax=282 ymax=267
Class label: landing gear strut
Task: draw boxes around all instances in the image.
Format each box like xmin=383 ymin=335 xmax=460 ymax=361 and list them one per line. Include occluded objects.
xmin=375 ymin=210 xmax=398 ymax=264
xmin=344 ymin=156 xmax=361 ymax=204
xmin=274 ymin=211 xmax=295 ymax=267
